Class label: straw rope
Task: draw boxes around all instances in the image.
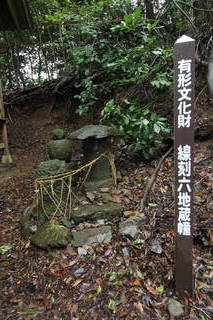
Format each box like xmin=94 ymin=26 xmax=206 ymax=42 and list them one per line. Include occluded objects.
xmin=34 ymin=152 xmax=116 ymax=220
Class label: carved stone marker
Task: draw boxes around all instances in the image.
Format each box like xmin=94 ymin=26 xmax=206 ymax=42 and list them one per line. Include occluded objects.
xmin=47 ymin=128 xmax=71 ymax=162
xmin=174 ymin=35 xmax=195 ymax=295
xmin=69 ymin=125 xmax=120 ymax=191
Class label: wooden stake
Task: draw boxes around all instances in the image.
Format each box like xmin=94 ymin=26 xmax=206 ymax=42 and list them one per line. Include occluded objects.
xmin=174 ymin=35 xmax=195 ymax=295
xmin=0 ymin=80 xmax=13 ymax=165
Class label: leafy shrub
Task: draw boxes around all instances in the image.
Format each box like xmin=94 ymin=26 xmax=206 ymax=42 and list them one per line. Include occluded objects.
xmin=0 ymin=0 xmax=174 ymax=113
xmin=69 ymin=3 xmax=173 ymax=115
xmin=100 ymin=99 xmax=170 ymax=159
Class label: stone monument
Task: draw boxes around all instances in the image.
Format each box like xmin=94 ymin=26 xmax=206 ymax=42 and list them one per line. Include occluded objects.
xmin=69 ymin=125 xmax=120 ymax=191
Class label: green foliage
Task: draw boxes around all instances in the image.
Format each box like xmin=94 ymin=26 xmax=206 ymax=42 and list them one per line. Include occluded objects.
xmin=111 ymin=7 xmax=142 ymax=32
xmin=18 ymin=309 xmax=37 ymax=316
xmin=101 ymin=99 xmax=170 ymax=159
xmin=0 ymin=0 xmax=174 ymax=115
xmin=156 ymin=284 xmax=164 ymax=294
xmin=53 ymin=128 xmax=65 ymax=139
xmin=151 ymin=72 xmax=172 ymax=92
xmin=131 ymin=239 xmax=144 ymax=250
xmin=108 ymin=299 xmax=117 ymax=313
xmin=70 ymin=5 xmax=173 ymax=114
xmin=0 ymin=244 xmax=13 ymax=255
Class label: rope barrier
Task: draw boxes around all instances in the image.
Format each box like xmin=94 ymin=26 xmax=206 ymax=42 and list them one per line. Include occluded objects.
xmin=34 ymin=152 xmax=117 ymax=220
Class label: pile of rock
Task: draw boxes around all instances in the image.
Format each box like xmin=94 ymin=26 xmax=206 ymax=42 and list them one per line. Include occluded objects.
xmin=21 ymin=125 xmax=145 ymax=250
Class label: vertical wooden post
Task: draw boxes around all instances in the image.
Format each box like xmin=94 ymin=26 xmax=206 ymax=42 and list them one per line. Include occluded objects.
xmin=174 ymin=35 xmax=195 ymax=295
xmin=0 ymin=80 xmax=13 ymax=165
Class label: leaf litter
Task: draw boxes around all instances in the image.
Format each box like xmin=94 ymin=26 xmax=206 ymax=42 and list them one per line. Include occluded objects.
xmin=0 ymin=114 xmax=213 ymax=320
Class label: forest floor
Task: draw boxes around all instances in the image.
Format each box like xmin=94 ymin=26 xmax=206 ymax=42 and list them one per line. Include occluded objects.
xmin=0 ymin=91 xmax=213 ymax=320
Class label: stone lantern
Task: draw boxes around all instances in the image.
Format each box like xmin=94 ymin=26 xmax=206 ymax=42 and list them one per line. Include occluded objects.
xmin=69 ymin=125 xmax=120 ymax=191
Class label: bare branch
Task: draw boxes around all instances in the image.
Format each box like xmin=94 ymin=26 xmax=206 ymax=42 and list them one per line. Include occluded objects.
xmin=172 ymin=0 xmax=198 ymax=32
xmin=140 ymin=146 xmax=173 ymax=212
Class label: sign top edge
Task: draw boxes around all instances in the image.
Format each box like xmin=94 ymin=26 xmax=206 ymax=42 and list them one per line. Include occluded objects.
xmin=175 ymin=35 xmax=195 ymax=44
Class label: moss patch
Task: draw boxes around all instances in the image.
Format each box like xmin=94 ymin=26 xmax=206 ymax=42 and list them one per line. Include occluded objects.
xmin=31 ymin=220 xmax=71 ymax=249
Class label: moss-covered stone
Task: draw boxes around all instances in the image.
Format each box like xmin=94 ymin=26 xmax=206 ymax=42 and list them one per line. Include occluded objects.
xmin=47 ymin=139 xmax=71 ymax=162
xmin=1 ymin=152 xmax=13 ymax=165
xmin=53 ymin=128 xmax=65 ymax=140
xmin=36 ymin=159 xmax=70 ymax=178
xmin=31 ymin=220 xmax=71 ymax=249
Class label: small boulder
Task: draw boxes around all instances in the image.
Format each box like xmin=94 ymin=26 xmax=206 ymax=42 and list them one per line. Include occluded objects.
xmin=119 ymin=214 xmax=145 ymax=238
xmin=207 ymin=202 xmax=213 ymax=210
xmin=150 ymin=239 xmax=163 ymax=254
xmin=167 ymin=299 xmax=184 ymax=318
xmin=36 ymin=159 xmax=70 ymax=178
xmin=31 ymin=220 xmax=71 ymax=249
xmin=20 ymin=204 xmax=38 ymax=237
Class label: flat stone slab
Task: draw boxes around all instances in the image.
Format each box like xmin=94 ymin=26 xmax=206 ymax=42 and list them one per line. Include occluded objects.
xmin=69 ymin=125 xmax=120 ymax=140
xmin=72 ymin=203 xmax=123 ymax=222
xmin=72 ymin=226 xmax=112 ymax=247
xmin=85 ymin=178 xmax=114 ymax=192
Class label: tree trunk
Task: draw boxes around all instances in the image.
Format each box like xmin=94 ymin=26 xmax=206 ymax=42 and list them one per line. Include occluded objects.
xmin=144 ymin=0 xmax=155 ymax=19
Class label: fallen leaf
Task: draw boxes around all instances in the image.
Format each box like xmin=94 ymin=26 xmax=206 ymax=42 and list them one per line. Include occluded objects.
xmin=134 ymin=302 xmax=144 ymax=315
xmin=64 ymin=276 xmax=72 ymax=284
xmin=123 ymin=210 xmax=139 ymax=217
xmin=116 ymin=307 xmax=128 ymax=317
xmin=208 ymin=230 xmax=213 ymax=247
xmin=86 ymin=192 xmax=95 ymax=202
xmin=148 ymin=203 xmax=158 ymax=207
xmin=50 ymin=268 xmax=61 ymax=277
xmin=66 ymin=245 xmax=77 ymax=256
xmin=156 ymin=285 xmax=164 ymax=294
xmin=95 ymin=278 xmax=102 ymax=285
xmin=60 ymin=262 xmax=69 ymax=269
xmin=110 ymin=194 xmax=122 ymax=203
xmin=72 ymin=279 xmax=83 ymax=287
xmin=100 ymin=188 xmax=110 ymax=193
xmin=146 ymin=286 xmax=159 ymax=296
xmin=129 ymin=279 xmax=141 ymax=286
xmin=66 ymin=303 xmax=73 ymax=312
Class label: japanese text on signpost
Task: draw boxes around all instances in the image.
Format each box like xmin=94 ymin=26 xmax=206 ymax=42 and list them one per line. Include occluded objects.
xmin=174 ymin=35 xmax=195 ymax=294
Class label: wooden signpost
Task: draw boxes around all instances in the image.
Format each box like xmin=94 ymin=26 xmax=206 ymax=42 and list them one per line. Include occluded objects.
xmin=0 ymin=80 xmax=12 ymax=166
xmin=0 ymin=0 xmax=31 ymax=169
xmin=174 ymin=35 xmax=195 ymax=294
